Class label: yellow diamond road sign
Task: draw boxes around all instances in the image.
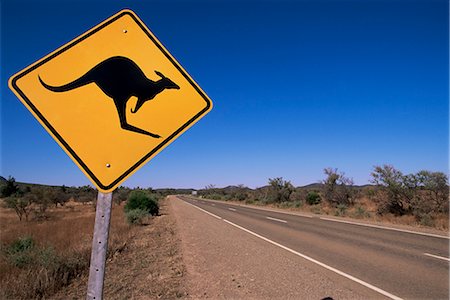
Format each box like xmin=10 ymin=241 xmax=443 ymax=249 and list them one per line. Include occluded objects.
xmin=8 ymin=9 xmax=213 ymax=193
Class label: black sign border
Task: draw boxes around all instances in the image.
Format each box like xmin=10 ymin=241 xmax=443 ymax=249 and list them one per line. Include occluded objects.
xmin=10 ymin=10 xmax=212 ymax=191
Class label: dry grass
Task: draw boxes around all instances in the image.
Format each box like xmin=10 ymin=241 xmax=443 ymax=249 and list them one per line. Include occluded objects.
xmin=0 ymin=200 xmax=134 ymax=299
xmin=52 ymin=197 xmax=187 ymax=299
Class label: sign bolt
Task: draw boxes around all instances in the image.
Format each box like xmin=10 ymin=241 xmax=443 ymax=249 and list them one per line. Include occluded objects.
xmin=106 ymin=164 xmax=111 ymax=168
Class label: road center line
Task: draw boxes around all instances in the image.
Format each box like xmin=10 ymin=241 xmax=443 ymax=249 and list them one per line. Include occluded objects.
xmin=183 ymin=200 xmax=223 ymax=220
xmin=423 ymin=253 xmax=450 ymax=262
xmin=319 ymin=217 xmax=449 ymax=239
xmin=221 ymin=218 xmax=402 ymax=300
xmin=228 ymin=208 xmax=237 ymax=211
xmin=266 ymin=216 xmax=287 ymax=223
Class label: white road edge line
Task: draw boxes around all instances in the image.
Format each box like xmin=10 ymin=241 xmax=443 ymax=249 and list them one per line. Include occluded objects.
xmin=423 ymin=253 xmax=450 ymax=262
xmin=222 ymin=219 xmax=403 ymax=300
xmin=183 ymin=200 xmax=222 ymax=220
xmin=266 ymin=216 xmax=287 ymax=223
xmin=228 ymin=208 xmax=237 ymax=211
xmin=320 ymin=217 xmax=449 ymax=240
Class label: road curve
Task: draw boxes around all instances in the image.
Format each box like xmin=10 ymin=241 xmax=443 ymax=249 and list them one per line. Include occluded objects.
xmin=176 ymin=196 xmax=449 ymax=300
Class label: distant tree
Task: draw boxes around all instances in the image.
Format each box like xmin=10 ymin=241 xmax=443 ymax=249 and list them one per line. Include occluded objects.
xmin=417 ymin=171 xmax=449 ymax=213
xmin=5 ymin=194 xmax=34 ymax=221
xmin=51 ymin=188 xmax=71 ymax=207
xmin=204 ymin=184 xmax=216 ymax=190
xmin=113 ymin=188 xmax=130 ymax=206
xmin=199 ymin=184 xmax=224 ymax=200
xmin=322 ymin=168 xmax=355 ymax=206
xmin=266 ymin=177 xmax=294 ymax=203
xmin=74 ymin=185 xmax=96 ymax=204
xmin=22 ymin=186 xmax=32 ymax=194
xmin=30 ymin=187 xmax=50 ymax=214
xmin=370 ymin=165 xmax=407 ymax=215
xmin=1 ymin=176 xmax=19 ymax=198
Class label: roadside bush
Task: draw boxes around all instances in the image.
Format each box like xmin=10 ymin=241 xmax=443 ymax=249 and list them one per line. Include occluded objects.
xmin=292 ymin=200 xmax=303 ymax=208
xmin=353 ymin=206 xmax=370 ymax=219
xmin=206 ymin=193 xmax=223 ymax=201
xmin=306 ymin=191 xmax=321 ymax=205
xmin=278 ymin=201 xmax=292 ymax=209
xmin=322 ymin=168 xmax=355 ymax=206
xmin=265 ymin=177 xmax=294 ymax=203
xmin=371 ymin=165 xmax=411 ymax=215
xmin=124 ymin=190 xmax=159 ymax=216
xmin=371 ymin=165 xmax=449 ymax=218
xmin=224 ymin=194 xmax=233 ymax=201
xmin=125 ymin=209 xmax=148 ymax=225
xmin=335 ymin=204 xmax=348 ymax=217
xmin=416 ymin=213 xmax=435 ymax=227
xmin=4 ymin=236 xmax=35 ymax=267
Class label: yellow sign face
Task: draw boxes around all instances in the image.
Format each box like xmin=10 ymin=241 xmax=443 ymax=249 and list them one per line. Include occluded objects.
xmin=8 ymin=10 xmax=212 ymax=193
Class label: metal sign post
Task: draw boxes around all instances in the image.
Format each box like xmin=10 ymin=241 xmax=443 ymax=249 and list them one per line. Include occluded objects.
xmin=86 ymin=192 xmax=113 ymax=300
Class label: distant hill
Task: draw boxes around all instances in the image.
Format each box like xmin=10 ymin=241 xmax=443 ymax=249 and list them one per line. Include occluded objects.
xmin=154 ymin=188 xmax=196 ymax=195
xmin=0 ymin=176 xmax=375 ymax=194
xmin=298 ymin=183 xmax=324 ymax=189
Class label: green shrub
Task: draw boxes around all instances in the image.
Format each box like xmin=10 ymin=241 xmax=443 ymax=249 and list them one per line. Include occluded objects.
xmin=3 ymin=236 xmax=61 ymax=270
xmin=124 ymin=190 xmax=159 ymax=216
xmin=7 ymin=236 xmax=34 ymax=253
xmin=292 ymin=200 xmax=303 ymax=208
xmin=4 ymin=236 xmax=35 ymax=267
xmin=353 ymin=206 xmax=370 ymax=219
xmin=206 ymin=193 xmax=223 ymax=200
xmin=125 ymin=208 xmax=149 ymax=225
xmin=335 ymin=204 xmax=348 ymax=217
xmin=306 ymin=191 xmax=321 ymax=205
xmin=416 ymin=213 xmax=435 ymax=227
xmin=224 ymin=194 xmax=233 ymax=201
xmin=278 ymin=201 xmax=292 ymax=208
xmin=245 ymin=199 xmax=254 ymax=205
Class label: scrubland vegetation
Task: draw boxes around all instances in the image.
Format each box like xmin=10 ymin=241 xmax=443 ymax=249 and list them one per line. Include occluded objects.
xmin=0 ymin=179 xmax=163 ymax=299
xmin=0 ymin=164 xmax=447 ymax=297
xmin=199 ymin=165 xmax=449 ymax=230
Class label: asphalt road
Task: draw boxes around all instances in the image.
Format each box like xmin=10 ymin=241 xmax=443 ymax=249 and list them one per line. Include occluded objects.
xmin=177 ymin=196 xmax=449 ymax=300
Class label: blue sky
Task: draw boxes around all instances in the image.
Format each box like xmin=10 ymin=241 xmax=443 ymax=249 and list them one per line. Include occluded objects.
xmin=1 ymin=0 xmax=448 ymax=189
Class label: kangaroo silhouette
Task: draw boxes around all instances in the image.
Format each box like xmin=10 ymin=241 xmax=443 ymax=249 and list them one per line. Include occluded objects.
xmin=38 ymin=56 xmax=180 ymax=138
